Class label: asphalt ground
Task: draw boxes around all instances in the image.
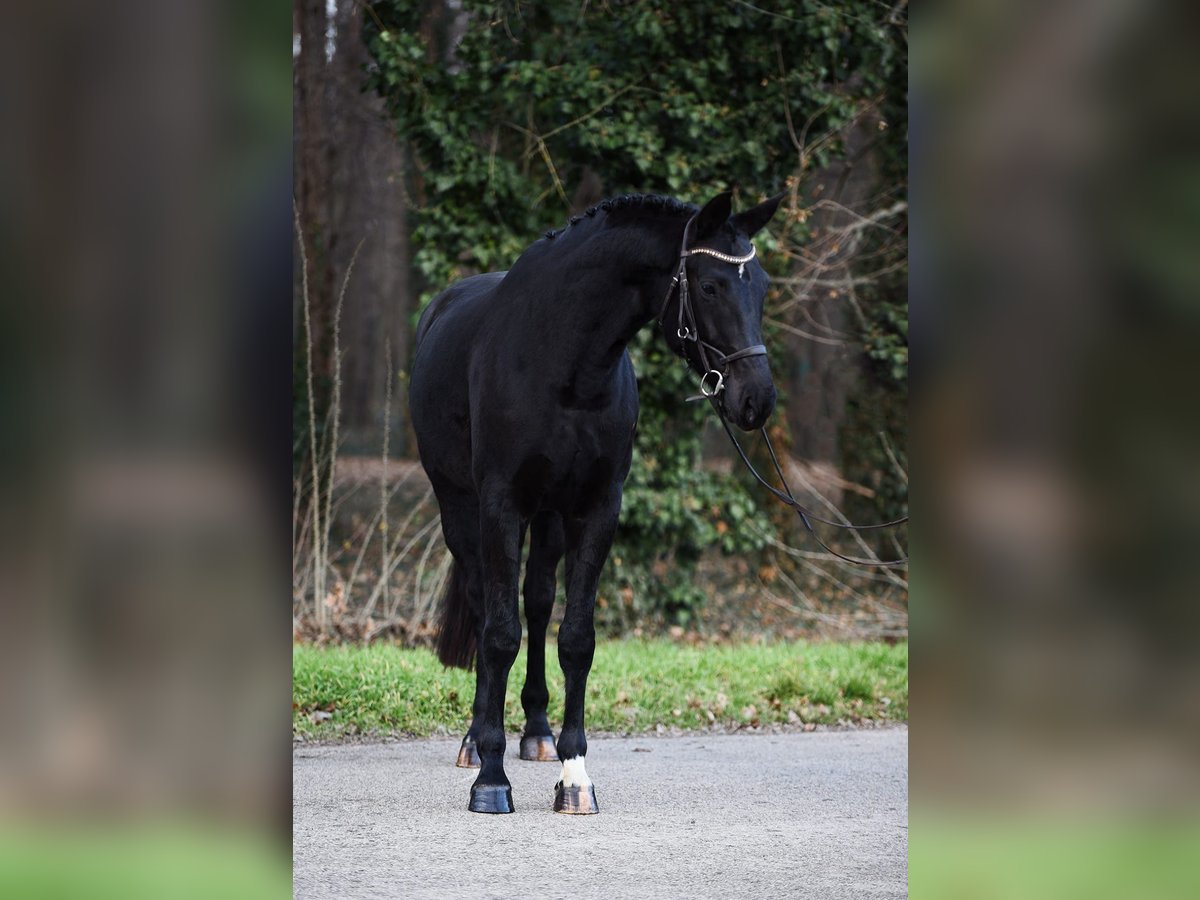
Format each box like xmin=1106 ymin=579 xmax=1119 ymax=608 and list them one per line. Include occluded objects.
xmin=293 ymin=727 xmax=907 ymax=899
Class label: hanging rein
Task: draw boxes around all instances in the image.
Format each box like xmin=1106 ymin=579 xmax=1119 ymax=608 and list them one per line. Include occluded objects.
xmin=657 ymin=215 xmax=909 ymax=569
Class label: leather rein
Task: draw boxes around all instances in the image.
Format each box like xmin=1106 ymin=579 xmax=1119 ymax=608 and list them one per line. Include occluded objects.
xmin=656 ymin=215 xmax=909 ymax=569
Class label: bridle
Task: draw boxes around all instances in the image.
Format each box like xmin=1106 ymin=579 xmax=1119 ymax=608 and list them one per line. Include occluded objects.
xmin=657 ymin=217 xmax=765 ymax=400
xmin=657 ymin=212 xmax=909 ymax=569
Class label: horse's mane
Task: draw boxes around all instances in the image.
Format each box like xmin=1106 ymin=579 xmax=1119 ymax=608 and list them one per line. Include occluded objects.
xmin=543 ymin=193 xmax=695 ymax=241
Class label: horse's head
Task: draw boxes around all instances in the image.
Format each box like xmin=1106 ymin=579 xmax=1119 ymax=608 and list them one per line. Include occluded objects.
xmin=662 ymin=191 xmax=785 ymax=431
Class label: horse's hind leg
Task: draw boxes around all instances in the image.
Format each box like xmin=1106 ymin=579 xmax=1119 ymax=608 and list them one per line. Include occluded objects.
xmin=519 ymin=512 xmax=564 ymax=762
xmin=431 ymin=486 xmax=486 ymax=769
xmin=457 ymin=636 xmax=484 ymax=768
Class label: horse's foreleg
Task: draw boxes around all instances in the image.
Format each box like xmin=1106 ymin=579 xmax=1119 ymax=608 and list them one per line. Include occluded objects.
xmin=554 ymin=499 xmax=619 ymax=815
xmin=520 ymin=512 xmax=564 ymax=762
xmin=468 ymin=498 xmax=523 ymax=814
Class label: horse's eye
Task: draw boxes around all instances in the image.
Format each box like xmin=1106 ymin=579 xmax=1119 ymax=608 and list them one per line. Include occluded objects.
xmin=700 ymin=282 xmax=717 ymax=296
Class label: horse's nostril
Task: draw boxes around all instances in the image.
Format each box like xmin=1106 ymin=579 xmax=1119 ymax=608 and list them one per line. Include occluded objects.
xmin=742 ymin=396 xmax=757 ymax=424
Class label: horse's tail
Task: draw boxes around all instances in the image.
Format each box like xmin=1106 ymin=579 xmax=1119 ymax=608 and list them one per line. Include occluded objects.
xmin=435 ymin=562 xmax=477 ymax=669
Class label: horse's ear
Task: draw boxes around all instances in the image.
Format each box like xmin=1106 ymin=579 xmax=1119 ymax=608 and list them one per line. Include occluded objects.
xmin=730 ymin=191 xmax=786 ymax=237
xmin=690 ymin=190 xmax=733 ymax=241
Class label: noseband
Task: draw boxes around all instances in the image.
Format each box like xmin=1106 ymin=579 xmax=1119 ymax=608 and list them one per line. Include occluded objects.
xmin=656 ymin=216 xmax=765 ymax=399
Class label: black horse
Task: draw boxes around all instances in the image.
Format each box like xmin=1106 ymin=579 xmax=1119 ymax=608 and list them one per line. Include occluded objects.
xmin=409 ymin=190 xmax=784 ymax=814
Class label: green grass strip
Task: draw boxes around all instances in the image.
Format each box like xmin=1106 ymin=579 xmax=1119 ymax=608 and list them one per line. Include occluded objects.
xmin=293 ymin=639 xmax=907 ymax=738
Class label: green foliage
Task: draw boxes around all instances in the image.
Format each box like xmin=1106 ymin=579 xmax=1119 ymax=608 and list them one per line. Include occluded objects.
xmin=367 ymin=2 xmax=900 ymax=283
xmin=595 ymin=328 xmax=775 ymax=626
xmin=365 ymin=0 xmax=907 ymax=617
xmin=864 ymin=289 xmax=909 ymax=385
xmin=292 ymin=639 xmax=909 ymax=737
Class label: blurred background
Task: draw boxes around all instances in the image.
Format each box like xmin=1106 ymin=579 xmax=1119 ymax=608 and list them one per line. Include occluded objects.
xmin=912 ymin=0 xmax=1200 ymax=896
xmin=0 ymin=1 xmax=292 ymax=896
xmin=291 ymin=0 xmax=909 ymax=648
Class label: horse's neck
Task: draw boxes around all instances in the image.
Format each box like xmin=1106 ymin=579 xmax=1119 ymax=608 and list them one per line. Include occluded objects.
xmin=544 ymin=216 xmax=684 ymax=360
xmin=527 ymin=221 xmax=680 ymax=390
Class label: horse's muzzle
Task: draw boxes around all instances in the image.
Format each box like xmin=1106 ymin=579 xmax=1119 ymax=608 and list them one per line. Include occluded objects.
xmin=727 ymin=380 xmax=776 ymax=432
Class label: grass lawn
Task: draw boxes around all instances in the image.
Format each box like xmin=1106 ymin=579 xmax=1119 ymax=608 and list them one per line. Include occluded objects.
xmin=293 ymin=638 xmax=907 ymax=739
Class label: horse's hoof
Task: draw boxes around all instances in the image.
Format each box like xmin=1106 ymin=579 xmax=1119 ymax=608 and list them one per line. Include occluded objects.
xmin=519 ymin=734 xmax=558 ymax=762
xmin=456 ymin=738 xmax=481 ymax=769
xmin=469 ymin=784 xmax=515 ymax=814
xmin=553 ymin=781 xmax=599 ymax=815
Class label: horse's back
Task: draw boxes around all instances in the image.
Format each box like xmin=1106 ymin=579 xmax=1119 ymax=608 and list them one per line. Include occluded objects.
xmin=414 ymin=270 xmax=506 ymax=352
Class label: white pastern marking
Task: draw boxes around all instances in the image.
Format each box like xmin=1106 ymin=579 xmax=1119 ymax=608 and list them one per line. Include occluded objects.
xmin=559 ymin=756 xmax=591 ymax=788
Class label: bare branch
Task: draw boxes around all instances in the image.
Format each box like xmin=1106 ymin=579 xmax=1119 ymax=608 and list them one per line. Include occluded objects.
xmin=295 ymin=199 xmax=325 ymax=630
xmin=878 ymin=430 xmax=908 ymax=488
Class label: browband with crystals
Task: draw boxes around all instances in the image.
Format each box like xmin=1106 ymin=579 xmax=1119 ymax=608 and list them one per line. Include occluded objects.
xmin=686 ymin=244 xmax=756 ymax=265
